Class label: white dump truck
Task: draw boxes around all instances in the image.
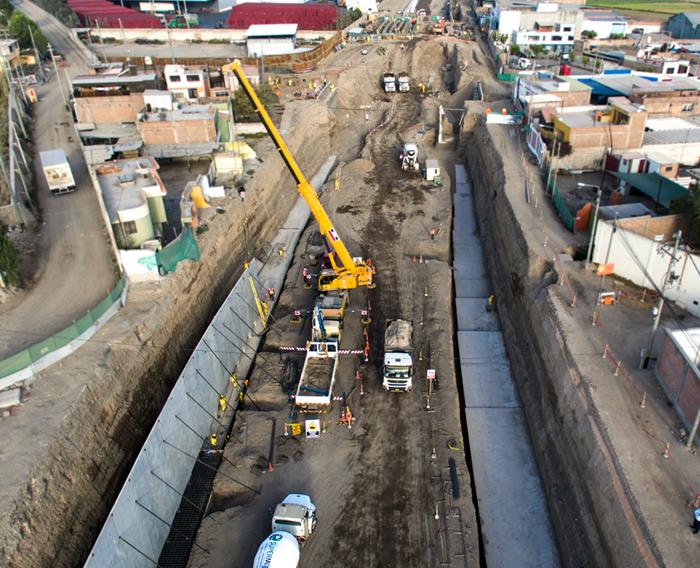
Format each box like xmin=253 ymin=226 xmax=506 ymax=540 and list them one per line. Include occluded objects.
xmin=295 ymin=341 xmax=339 ymax=412
xmin=400 ymin=143 xmax=419 ymax=171
xmin=383 ymin=319 xmax=414 ymax=392
xmin=383 ymin=72 xmax=397 ymax=93
xmin=40 ymin=149 xmax=75 ymax=195
xmin=398 ymin=72 xmax=410 ymax=92
xmin=253 ymin=494 xmax=317 ymax=568
xmin=311 ymin=291 xmax=348 ymax=341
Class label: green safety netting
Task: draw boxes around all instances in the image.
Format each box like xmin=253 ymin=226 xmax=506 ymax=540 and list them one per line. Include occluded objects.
xmin=153 ymin=226 xmax=201 ymax=275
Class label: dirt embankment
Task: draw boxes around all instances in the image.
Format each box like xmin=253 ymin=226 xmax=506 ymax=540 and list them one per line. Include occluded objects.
xmin=462 ymin=116 xmax=663 ymax=567
xmin=0 ymin=101 xmax=332 ymax=568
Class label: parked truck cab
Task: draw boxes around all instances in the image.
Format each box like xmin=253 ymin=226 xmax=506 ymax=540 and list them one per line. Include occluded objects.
xmin=383 ymin=319 xmax=414 ymax=392
xmin=271 ymin=494 xmax=317 ymax=541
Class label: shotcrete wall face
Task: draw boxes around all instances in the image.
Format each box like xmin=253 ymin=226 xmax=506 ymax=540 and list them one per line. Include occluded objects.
xmin=86 ymin=260 xmax=263 ymax=567
xmin=463 ymin=120 xmax=658 ymax=568
xmin=0 ymin=102 xmax=331 ymax=568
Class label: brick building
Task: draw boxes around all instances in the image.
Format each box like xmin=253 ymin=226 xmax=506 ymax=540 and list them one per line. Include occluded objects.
xmin=553 ymin=97 xmax=647 ymax=151
xmin=75 ymin=93 xmax=146 ymax=125
xmin=137 ymin=105 xmax=219 ymax=158
xmin=71 ymin=70 xmax=158 ymax=126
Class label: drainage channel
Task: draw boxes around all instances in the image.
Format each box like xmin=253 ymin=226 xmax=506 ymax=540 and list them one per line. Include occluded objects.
xmin=452 ymin=164 xmax=560 ymax=567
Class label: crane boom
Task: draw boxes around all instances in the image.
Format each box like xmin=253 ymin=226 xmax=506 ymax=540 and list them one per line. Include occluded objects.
xmin=228 ymin=61 xmax=373 ymax=291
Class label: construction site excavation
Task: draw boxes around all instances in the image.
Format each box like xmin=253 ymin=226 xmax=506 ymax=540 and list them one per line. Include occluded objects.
xmin=3 ymin=1 xmax=700 ymax=567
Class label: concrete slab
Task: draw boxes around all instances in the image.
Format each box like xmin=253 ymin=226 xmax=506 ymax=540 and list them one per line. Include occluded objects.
xmin=456 ymin=298 xmax=500 ymax=331
xmin=465 ymin=407 xmax=559 ymax=568
xmin=453 ymin=245 xmax=486 ymax=279
xmin=455 ymin=276 xmax=490 ymax=298
xmin=454 ymin=194 xmax=475 ymax=218
xmin=460 ymin=362 xmax=520 ymax=408
xmin=454 ymin=165 xmax=472 ymax=195
xmin=454 ymin=164 xmax=467 ymax=186
xmin=457 ymin=331 xmax=506 ymax=362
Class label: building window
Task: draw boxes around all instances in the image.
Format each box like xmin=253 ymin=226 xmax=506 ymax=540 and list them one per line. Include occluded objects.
xmin=529 ymin=35 xmax=539 ymax=41
xmin=568 ymin=35 xmax=574 ymax=41
xmin=169 ymin=75 xmax=181 ymax=82
xmin=682 ymin=103 xmax=694 ymax=112
xmin=679 ymin=64 xmax=689 ymax=74
xmin=563 ymin=26 xmax=572 ymax=32
xmin=552 ymin=35 xmax=562 ymax=41
xmin=186 ymin=74 xmax=200 ymax=82
xmin=663 ymin=165 xmax=674 ymax=172
xmin=121 ymin=221 xmax=137 ymax=235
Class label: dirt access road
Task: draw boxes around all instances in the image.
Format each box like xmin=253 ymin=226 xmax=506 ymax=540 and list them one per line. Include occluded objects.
xmin=187 ymin=35 xmax=489 ymax=568
xmin=0 ymin=0 xmax=116 ymax=358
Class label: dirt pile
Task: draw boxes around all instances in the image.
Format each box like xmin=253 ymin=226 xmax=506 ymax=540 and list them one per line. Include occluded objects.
xmin=0 ymin=101 xmax=332 ymax=568
xmin=462 ymin=111 xmax=663 ymax=567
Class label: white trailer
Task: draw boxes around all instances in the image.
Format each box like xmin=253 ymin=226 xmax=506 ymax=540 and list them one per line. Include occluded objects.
xmin=40 ymin=149 xmax=75 ymax=195
xmin=295 ymin=341 xmax=339 ymax=412
xmin=383 ymin=319 xmax=414 ymax=392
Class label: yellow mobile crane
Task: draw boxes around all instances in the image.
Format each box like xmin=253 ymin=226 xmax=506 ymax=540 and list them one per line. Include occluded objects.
xmin=227 ymin=61 xmax=374 ymax=292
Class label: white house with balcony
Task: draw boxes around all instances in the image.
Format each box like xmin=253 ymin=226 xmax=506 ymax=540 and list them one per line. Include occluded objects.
xmin=494 ymin=1 xmax=583 ymax=53
xmin=164 ymin=64 xmax=208 ymax=102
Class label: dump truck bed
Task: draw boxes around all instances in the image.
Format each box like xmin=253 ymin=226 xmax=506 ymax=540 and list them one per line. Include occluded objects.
xmin=299 ymin=358 xmax=335 ymax=393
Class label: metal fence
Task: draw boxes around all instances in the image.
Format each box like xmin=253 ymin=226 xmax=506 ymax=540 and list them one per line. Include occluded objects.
xmin=0 ymin=275 xmax=126 ymax=382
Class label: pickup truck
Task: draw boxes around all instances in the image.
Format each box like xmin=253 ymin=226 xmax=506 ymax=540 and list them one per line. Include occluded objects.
xmin=295 ymin=341 xmax=339 ymax=412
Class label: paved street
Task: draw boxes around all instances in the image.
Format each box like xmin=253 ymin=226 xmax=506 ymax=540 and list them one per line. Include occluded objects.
xmin=0 ymin=0 xmax=116 ymax=358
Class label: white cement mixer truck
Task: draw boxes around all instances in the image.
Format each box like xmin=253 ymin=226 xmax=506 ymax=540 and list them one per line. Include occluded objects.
xmin=253 ymin=494 xmax=317 ymax=568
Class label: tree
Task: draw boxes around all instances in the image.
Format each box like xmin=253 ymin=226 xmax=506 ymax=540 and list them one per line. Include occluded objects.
xmin=582 ymin=30 xmax=598 ymax=39
xmin=0 ymin=0 xmax=13 ymax=26
xmin=0 ymin=233 xmax=20 ymax=287
xmin=509 ymin=44 xmax=521 ymax=55
xmin=9 ymin=12 xmax=48 ymax=54
xmin=232 ymin=84 xmax=277 ymax=123
xmin=530 ymin=44 xmax=545 ymax=56
xmin=671 ymin=184 xmax=700 ymax=249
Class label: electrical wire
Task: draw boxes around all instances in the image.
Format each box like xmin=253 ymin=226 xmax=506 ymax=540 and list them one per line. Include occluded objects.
xmin=613 ymin=223 xmax=700 ymax=358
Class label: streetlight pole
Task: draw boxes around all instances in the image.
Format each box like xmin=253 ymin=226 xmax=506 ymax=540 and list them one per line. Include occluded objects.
xmin=48 ymin=43 xmax=68 ymax=109
xmin=579 ymin=182 xmax=602 ymax=270
xmin=641 ymin=230 xmax=682 ymax=369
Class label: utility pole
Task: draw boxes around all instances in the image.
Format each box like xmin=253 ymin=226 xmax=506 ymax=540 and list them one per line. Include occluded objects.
xmin=48 ymin=43 xmax=68 ymax=109
xmin=584 ymin=185 xmax=602 ymax=270
xmin=28 ymin=25 xmax=44 ymax=83
xmin=641 ymin=230 xmax=682 ymax=369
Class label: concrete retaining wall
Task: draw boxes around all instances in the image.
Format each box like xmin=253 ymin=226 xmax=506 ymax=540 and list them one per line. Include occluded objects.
xmin=85 ymin=260 xmax=261 ymax=566
xmin=463 ymin=115 xmax=663 ymax=568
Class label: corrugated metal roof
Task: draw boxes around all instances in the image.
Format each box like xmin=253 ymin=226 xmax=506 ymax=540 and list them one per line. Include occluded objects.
xmin=645 ymin=117 xmax=699 ymax=131
xmin=610 ymin=172 xmax=688 ymax=207
xmin=644 ymin=129 xmax=700 ymax=145
xmin=245 ymin=24 xmax=299 ymax=37
xmin=678 ymin=12 xmax=700 ymax=26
